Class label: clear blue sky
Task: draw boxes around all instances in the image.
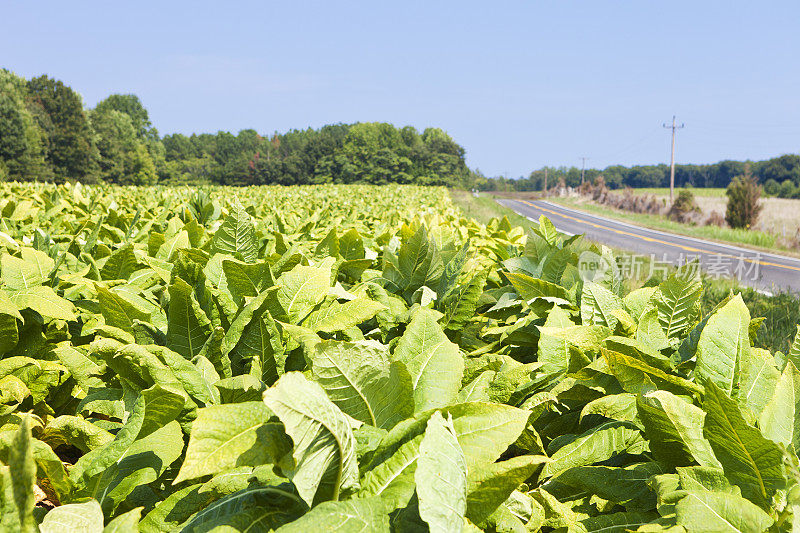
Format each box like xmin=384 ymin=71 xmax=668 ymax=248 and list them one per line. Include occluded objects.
xmin=3 ymin=1 xmax=799 ymax=177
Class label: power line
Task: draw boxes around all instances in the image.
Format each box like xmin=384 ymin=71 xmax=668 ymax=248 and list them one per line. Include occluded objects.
xmin=663 ymin=116 xmax=685 ymax=204
xmin=690 ymin=119 xmax=800 ymax=131
xmin=592 ymin=127 xmax=662 ymax=163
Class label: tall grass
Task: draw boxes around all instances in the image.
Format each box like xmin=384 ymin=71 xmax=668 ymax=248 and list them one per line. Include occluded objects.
xmin=449 ymin=190 xmax=536 ymax=228
xmin=609 ymin=187 xmax=728 ymax=198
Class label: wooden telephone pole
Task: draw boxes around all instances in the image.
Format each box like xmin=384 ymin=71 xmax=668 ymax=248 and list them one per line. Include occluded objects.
xmin=663 ymin=116 xmax=685 ymax=204
xmin=580 ymin=157 xmax=589 ymax=185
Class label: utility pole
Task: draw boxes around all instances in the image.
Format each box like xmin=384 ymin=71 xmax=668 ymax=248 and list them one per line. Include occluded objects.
xmin=543 ymin=168 xmax=548 ymax=193
xmin=663 ymin=115 xmax=685 ymax=204
xmin=580 ymin=157 xmax=589 ymax=185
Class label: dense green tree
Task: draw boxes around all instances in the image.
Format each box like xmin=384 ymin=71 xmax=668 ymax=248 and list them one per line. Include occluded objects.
xmin=26 ymin=75 xmax=97 ymax=181
xmin=89 ymin=108 xmax=137 ymax=182
xmin=163 ymin=133 xmax=198 ymax=161
xmin=94 ymin=94 xmax=158 ymax=140
xmin=763 ymin=178 xmax=779 ymax=196
xmin=127 ymin=143 xmax=158 ymax=185
xmin=760 ymin=154 xmax=800 ymax=184
xmin=89 ymin=107 xmax=157 ymax=185
xmin=726 ymin=169 xmax=763 ymax=228
xmin=779 ymin=179 xmax=797 ymax=199
xmin=0 ymin=70 xmax=50 ymax=181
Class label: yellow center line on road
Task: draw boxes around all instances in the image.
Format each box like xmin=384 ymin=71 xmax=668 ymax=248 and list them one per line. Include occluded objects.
xmin=520 ymin=200 xmax=800 ymax=273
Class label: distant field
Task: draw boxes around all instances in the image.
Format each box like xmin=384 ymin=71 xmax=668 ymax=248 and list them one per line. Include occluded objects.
xmin=610 ymin=187 xmax=727 ymax=197
xmin=610 ymin=187 xmax=800 ymax=236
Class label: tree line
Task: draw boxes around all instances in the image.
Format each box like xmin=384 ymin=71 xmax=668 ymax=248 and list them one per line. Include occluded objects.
xmin=0 ymin=69 xmax=473 ymax=187
xmin=477 ymin=156 xmax=800 ymax=198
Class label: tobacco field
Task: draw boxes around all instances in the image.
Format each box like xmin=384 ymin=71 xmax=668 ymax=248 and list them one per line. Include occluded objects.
xmin=0 ymin=182 xmax=799 ymax=532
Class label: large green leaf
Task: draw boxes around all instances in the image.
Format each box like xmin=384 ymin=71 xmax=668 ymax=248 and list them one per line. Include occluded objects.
xmin=536 ymin=305 xmax=577 ymax=374
xmin=156 ymin=229 xmax=190 ymax=261
xmin=655 ymin=272 xmax=702 ymax=339
xmin=580 ymin=393 xmax=638 ymax=423
xmin=222 ymin=258 xmax=273 ymax=301
xmin=416 ymin=411 xmax=467 ymax=532
xmin=9 ymin=417 xmax=36 ymax=533
xmin=50 ymin=343 xmax=104 ymax=392
xmin=360 ymin=402 xmax=531 ymax=510
xmin=397 ymin=225 xmax=443 ymax=296
xmin=140 ymin=467 xmax=281 ymax=532
xmin=166 ymin=278 xmax=212 ymax=359
xmin=0 ymin=290 xmax=21 ymax=355
xmin=103 ymin=507 xmax=142 ymax=532
xmin=302 ymin=298 xmax=385 ymax=333
xmin=702 ymin=380 xmax=785 ymax=509
xmin=393 ymin=308 xmax=463 ymax=412
xmin=39 ymin=500 xmax=104 ymax=533
xmin=636 ymin=306 xmax=671 ymax=351
xmin=100 ymin=244 xmax=138 ymax=281
xmin=466 ymin=455 xmax=548 ymax=525
xmin=437 ymin=240 xmax=470 ymax=297
xmin=275 ymin=497 xmax=389 ymax=533
xmin=736 ymin=347 xmax=781 ymax=422
xmin=276 ymin=263 xmax=331 ymax=323
xmin=539 ymin=421 xmax=646 ymax=480
xmin=758 ymin=360 xmax=798 ymax=447
xmin=40 ymin=415 xmax=114 ymax=453
xmin=556 ymin=462 xmax=662 ymax=511
xmin=96 ymin=285 xmax=150 ymax=333
xmin=167 ymin=483 xmax=306 ymax=533
xmin=603 ymin=348 xmax=703 ymax=397
xmin=9 ymin=285 xmax=76 ymax=321
xmin=673 ymin=489 xmax=774 ymax=532
xmin=339 ymin=228 xmax=365 ymax=261
xmin=637 ymin=390 xmax=721 ymax=469
xmin=579 ymin=511 xmax=659 ymax=533
xmin=439 ymin=269 xmax=488 ymax=331
xmin=70 ymin=389 xmax=185 ymax=512
xmin=95 ymin=343 xmax=189 ymax=404
xmin=623 ymin=286 xmax=657 ymax=322
xmin=505 ymin=271 xmax=569 ymax=301
xmin=1 ymin=249 xmax=50 ymax=290
xmin=262 ymin=372 xmax=360 ymax=505
xmin=149 ymin=345 xmax=220 ymax=406
xmin=695 ymin=295 xmax=750 ymax=395
xmin=357 ymin=432 xmax=421 ymax=509
xmin=174 ymin=401 xmax=290 ymax=484
xmin=581 ymin=281 xmax=623 ymax=329
xmin=457 ymin=371 xmax=495 ymax=403
xmin=212 ymin=198 xmax=258 ymax=262
xmin=310 ymin=340 xmax=413 ymax=429
xmin=219 ymin=287 xmax=281 ymax=377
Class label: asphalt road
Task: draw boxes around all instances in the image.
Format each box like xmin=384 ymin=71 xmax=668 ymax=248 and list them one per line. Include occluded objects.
xmin=498 ymin=198 xmax=800 ymax=293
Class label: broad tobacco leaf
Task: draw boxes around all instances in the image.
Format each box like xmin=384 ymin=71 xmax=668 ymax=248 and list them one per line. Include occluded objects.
xmin=393 ymin=308 xmax=463 ymax=412
xmin=263 ymin=372 xmax=360 ymax=505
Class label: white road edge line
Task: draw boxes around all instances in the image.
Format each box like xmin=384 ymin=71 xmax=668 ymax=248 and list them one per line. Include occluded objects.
xmin=536 ymin=200 xmax=800 ymax=265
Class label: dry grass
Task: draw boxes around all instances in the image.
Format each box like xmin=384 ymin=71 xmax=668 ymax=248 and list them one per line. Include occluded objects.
xmin=554 ymin=195 xmax=786 ymax=252
xmin=640 ymin=194 xmax=800 ymax=239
